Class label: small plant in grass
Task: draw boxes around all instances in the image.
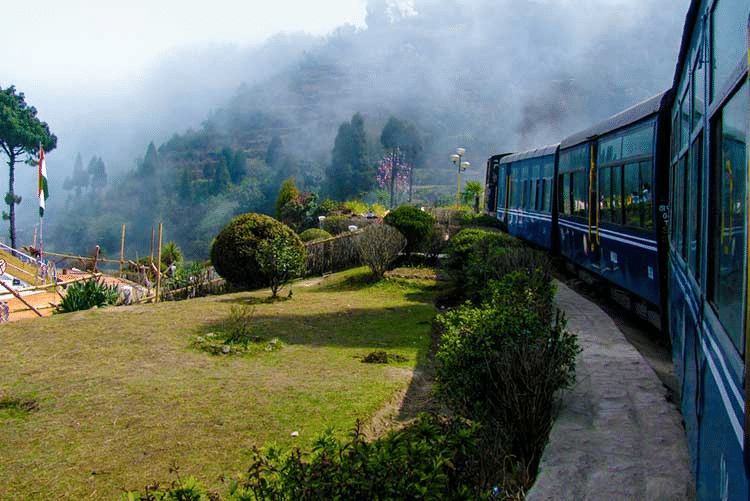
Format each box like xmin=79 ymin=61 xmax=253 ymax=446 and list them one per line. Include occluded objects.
xmin=56 ymin=278 xmax=119 ymax=313
xmin=360 ymin=351 xmax=408 ymax=363
xmin=194 ymin=305 xmax=284 ymax=356
xmin=0 ymin=395 xmax=39 ymax=420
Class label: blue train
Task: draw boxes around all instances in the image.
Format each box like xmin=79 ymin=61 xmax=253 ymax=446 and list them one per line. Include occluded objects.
xmin=484 ymin=0 xmax=749 ymax=498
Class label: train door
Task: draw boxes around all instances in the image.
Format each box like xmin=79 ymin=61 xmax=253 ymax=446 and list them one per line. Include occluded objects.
xmin=588 ymin=142 xmax=602 ymax=265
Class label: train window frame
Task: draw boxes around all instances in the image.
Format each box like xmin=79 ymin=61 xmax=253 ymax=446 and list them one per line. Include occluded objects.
xmin=686 ymin=135 xmax=703 ymax=281
xmin=710 ymin=0 xmax=746 ymax=104
xmin=707 ymin=80 xmax=748 ymax=354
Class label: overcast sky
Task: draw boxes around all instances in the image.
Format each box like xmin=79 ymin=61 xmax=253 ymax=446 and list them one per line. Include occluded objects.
xmin=0 ymin=0 xmax=370 ymax=100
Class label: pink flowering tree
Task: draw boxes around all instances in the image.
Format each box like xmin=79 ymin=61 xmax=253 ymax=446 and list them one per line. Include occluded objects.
xmin=377 ymin=148 xmax=412 ymax=208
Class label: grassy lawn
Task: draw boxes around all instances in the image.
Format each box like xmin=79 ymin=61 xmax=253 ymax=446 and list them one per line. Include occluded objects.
xmin=0 ymin=267 xmax=442 ymax=500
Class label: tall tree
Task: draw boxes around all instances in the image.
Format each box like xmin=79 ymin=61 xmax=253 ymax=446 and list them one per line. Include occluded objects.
xmin=325 ymin=113 xmax=371 ymax=200
xmin=88 ymin=156 xmax=107 ymax=191
xmin=0 ymin=86 xmax=56 ymax=250
xmin=140 ymin=141 xmax=158 ymax=176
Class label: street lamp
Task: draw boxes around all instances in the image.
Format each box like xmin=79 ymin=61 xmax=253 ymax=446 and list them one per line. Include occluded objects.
xmin=450 ymin=147 xmax=470 ymax=207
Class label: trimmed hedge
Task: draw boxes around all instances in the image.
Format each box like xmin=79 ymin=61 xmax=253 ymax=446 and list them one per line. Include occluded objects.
xmin=383 ymin=205 xmax=435 ymax=257
xmin=210 ymin=213 xmax=305 ymax=290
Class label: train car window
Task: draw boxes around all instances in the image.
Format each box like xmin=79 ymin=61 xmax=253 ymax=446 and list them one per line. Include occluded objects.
xmin=709 ymin=82 xmax=747 ymax=352
xmin=599 ymin=167 xmax=612 ymax=223
xmin=711 ymin=0 xmax=746 ymax=103
xmin=572 ymin=171 xmax=587 ymax=218
xmin=540 ymin=179 xmax=547 ymax=212
xmin=624 ymin=163 xmax=643 ymax=227
xmin=622 ymin=124 xmax=654 ymax=159
xmin=671 ymin=110 xmax=679 ymax=161
xmin=531 ymin=161 xmax=540 ymax=210
xmin=543 ymin=160 xmax=554 ymax=212
xmin=640 ymin=161 xmax=653 ymax=230
xmin=671 ymin=158 xmax=687 ymax=257
xmin=612 ymin=165 xmax=623 ymax=224
xmin=687 ymin=136 xmax=702 ymax=280
xmin=496 ymin=165 xmax=506 ymax=215
xmin=681 ymin=94 xmax=690 ymax=151
xmin=535 ymin=179 xmax=542 ymax=211
xmin=691 ymin=45 xmax=705 ymax=132
xmin=599 ymin=136 xmax=621 ymax=164
xmin=559 ymin=173 xmax=571 ymax=215
xmin=512 ymin=165 xmax=523 ymax=209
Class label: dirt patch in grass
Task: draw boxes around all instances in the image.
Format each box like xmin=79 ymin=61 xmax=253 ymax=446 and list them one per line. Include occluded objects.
xmin=0 ymin=395 xmax=40 ymax=419
xmin=360 ymin=351 xmax=408 ymax=363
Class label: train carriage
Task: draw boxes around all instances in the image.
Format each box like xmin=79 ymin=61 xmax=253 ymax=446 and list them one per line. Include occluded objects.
xmin=490 ymin=145 xmax=559 ymax=250
xmin=555 ymin=91 xmax=672 ymax=326
xmin=667 ymin=0 xmax=750 ymax=498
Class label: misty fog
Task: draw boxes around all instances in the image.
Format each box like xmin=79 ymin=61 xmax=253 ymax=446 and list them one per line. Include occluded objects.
xmin=11 ymin=0 xmax=689 ymax=253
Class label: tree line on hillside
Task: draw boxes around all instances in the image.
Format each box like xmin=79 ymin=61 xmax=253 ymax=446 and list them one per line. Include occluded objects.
xmin=51 ymin=110 xmax=431 ymax=262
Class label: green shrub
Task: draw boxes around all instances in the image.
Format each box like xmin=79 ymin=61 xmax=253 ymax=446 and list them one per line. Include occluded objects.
xmin=210 ymin=213 xmax=305 ymax=292
xmin=444 ymin=228 xmax=541 ymax=302
xmin=161 ymin=241 xmax=184 ymax=267
xmin=57 ymin=278 xmax=120 ymax=313
xmin=320 ymin=215 xmax=354 ymax=235
xmin=275 ymin=177 xmax=300 ymax=220
xmin=354 ymin=223 xmax=406 ymax=279
xmin=370 ymin=203 xmax=387 ymax=218
xmin=460 ymin=213 xmax=506 ymax=230
xmin=235 ymin=415 xmax=484 ymax=500
xmin=435 ymin=271 xmax=579 ymax=473
xmin=383 ymin=205 xmax=435 ymax=257
xmin=343 ymin=199 xmax=368 ymax=215
xmin=298 ymin=228 xmax=332 ymax=242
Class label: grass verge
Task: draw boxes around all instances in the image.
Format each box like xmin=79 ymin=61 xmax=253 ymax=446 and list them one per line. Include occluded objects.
xmin=0 ymin=267 xmax=442 ymax=500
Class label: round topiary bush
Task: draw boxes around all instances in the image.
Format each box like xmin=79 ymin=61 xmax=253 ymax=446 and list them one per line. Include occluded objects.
xmin=383 ymin=205 xmax=436 ymax=257
xmin=299 ymin=228 xmax=333 ymax=242
xmin=211 ymin=213 xmax=306 ymax=291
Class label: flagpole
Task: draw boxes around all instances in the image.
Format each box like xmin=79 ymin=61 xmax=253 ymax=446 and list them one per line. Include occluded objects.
xmin=39 ymin=142 xmax=42 ymax=264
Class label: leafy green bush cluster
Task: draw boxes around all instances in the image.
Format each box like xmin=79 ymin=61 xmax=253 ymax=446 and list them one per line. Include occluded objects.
xmin=320 ymin=214 xmax=354 ymax=235
xmin=460 ymin=213 xmax=507 ymax=230
xmin=444 ymin=228 xmax=550 ymax=302
xmin=435 ymin=270 xmax=580 ymax=478
xmin=342 ymin=199 xmax=368 ymax=215
xmin=57 ymin=278 xmax=120 ymax=313
xmin=297 ymin=228 xmax=331 ymax=242
xmin=211 ymin=213 xmax=305 ymax=295
xmin=383 ymin=205 xmax=435 ymax=257
xmin=124 ymin=416 xmax=485 ymax=500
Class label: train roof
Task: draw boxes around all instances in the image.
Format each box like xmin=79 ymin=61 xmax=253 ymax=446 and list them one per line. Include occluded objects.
xmin=498 ymin=144 xmax=559 ymax=164
xmin=559 ymin=90 xmax=671 ymax=149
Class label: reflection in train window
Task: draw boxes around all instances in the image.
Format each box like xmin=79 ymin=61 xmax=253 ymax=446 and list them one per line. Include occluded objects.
xmin=709 ymin=82 xmax=747 ymax=353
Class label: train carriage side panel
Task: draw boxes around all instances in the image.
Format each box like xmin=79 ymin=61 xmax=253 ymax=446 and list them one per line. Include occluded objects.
xmin=498 ymin=145 xmax=558 ymax=251
xmin=557 ymin=92 xmax=670 ymax=321
xmin=668 ymin=0 xmax=750 ymax=497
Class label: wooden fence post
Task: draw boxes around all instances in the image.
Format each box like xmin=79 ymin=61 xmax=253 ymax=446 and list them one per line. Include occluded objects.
xmin=119 ymin=224 xmax=126 ymax=278
xmin=155 ymin=223 xmax=163 ymax=303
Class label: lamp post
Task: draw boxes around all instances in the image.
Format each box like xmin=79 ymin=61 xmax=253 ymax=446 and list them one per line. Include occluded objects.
xmin=450 ymin=147 xmax=470 ymax=207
